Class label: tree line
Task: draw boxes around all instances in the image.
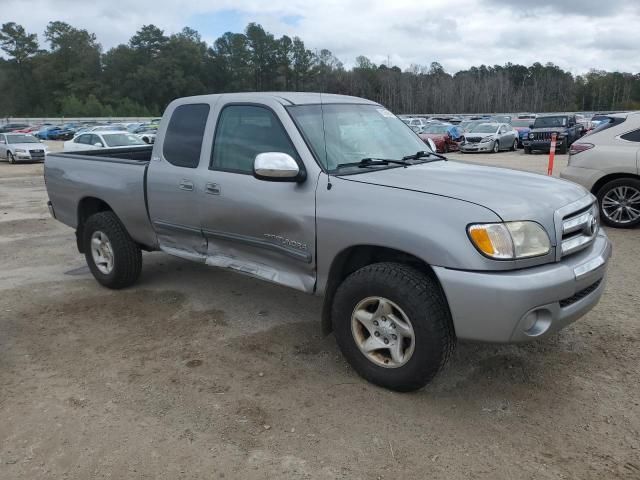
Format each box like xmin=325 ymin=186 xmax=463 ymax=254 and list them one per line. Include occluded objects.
xmin=1 ymin=20 xmax=639 ymax=117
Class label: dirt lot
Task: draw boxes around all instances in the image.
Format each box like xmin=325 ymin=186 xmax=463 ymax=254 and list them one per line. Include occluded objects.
xmin=1 ymin=145 xmax=639 ymax=479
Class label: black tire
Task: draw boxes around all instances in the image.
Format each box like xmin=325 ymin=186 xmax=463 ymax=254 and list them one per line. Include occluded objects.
xmin=557 ymin=141 xmax=568 ymax=154
xmin=332 ymin=262 xmax=455 ymax=392
xmin=83 ymin=211 xmax=142 ymax=289
xmin=510 ymin=138 xmax=518 ymax=151
xmin=443 ymin=143 xmax=449 ymax=153
xmin=596 ymin=178 xmax=640 ymax=228
xmin=8 ymin=152 xmax=15 ymax=164
xmin=492 ymin=141 xmax=500 ymax=153
xmin=524 ymin=146 xmax=532 ymax=154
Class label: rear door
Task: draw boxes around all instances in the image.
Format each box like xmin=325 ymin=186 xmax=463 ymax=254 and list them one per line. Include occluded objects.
xmin=195 ymin=100 xmax=318 ymax=292
xmin=146 ymin=102 xmax=211 ymax=261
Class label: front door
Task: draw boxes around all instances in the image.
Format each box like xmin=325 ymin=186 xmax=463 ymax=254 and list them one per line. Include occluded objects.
xmin=196 ymin=102 xmax=318 ymax=292
xmin=147 ymin=102 xmax=211 ymax=261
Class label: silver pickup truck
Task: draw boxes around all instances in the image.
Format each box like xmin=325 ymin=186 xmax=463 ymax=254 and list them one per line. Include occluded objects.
xmin=45 ymin=93 xmax=612 ymax=391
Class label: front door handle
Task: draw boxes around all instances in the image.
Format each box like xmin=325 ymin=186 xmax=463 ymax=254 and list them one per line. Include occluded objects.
xmin=179 ymin=179 xmax=194 ymax=191
xmin=205 ymin=182 xmax=221 ymax=195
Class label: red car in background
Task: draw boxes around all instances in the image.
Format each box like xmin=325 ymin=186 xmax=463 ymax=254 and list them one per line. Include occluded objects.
xmin=418 ymin=124 xmax=460 ymax=153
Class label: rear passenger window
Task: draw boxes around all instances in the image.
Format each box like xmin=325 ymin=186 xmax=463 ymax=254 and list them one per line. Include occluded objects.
xmin=620 ymin=129 xmax=640 ymax=142
xmin=163 ymin=103 xmax=210 ymax=168
xmin=211 ymin=105 xmax=299 ymax=174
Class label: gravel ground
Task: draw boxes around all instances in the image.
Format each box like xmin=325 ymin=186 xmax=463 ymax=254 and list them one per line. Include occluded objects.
xmin=1 ymin=144 xmax=639 ymax=479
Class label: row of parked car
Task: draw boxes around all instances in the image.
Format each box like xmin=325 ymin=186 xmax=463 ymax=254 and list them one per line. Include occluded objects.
xmin=400 ymin=111 xmax=615 ymax=155
xmin=0 ymin=120 xmax=159 ymax=143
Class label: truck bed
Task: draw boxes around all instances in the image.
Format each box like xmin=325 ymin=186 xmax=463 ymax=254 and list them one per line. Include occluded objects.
xmin=44 ymin=146 xmax=157 ymax=249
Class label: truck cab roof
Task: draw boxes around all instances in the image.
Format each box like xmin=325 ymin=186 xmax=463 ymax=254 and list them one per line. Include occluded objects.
xmin=169 ymin=92 xmax=380 ymax=107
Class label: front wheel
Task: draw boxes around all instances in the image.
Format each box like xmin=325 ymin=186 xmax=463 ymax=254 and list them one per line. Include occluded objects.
xmin=597 ymin=178 xmax=640 ymax=228
xmin=524 ymin=146 xmax=532 ymax=154
xmin=492 ymin=141 xmax=500 ymax=153
xmin=83 ymin=211 xmax=142 ymax=288
xmin=332 ymin=262 xmax=455 ymax=392
xmin=8 ymin=152 xmax=15 ymax=164
xmin=557 ymin=142 xmax=568 ymax=154
xmin=511 ymin=139 xmax=518 ymax=151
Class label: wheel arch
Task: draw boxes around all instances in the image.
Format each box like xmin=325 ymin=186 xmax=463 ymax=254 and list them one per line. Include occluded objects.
xmin=76 ymin=197 xmax=114 ymax=253
xmin=591 ymin=173 xmax=640 ymax=196
xmin=320 ymin=244 xmax=448 ymax=335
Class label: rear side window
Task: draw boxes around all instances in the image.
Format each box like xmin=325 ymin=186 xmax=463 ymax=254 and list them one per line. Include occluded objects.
xmin=163 ymin=103 xmax=210 ymax=168
xmin=620 ymin=129 xmax=640 ymax=142
xmin=590 ymin=117 xmax=625 ymax=135
xmin=211 ymin=105 xmax=299 ymax=174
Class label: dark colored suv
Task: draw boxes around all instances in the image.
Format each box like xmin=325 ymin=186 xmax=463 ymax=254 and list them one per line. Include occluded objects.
xmin=523 ymin=114 xmax=582 ymax=154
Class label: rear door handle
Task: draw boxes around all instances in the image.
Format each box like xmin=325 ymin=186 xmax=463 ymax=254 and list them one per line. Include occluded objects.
xmin=179 ymin=179 xmax=194 ymax=191
xmin=205 ymin=182 xmax=221 ymax=195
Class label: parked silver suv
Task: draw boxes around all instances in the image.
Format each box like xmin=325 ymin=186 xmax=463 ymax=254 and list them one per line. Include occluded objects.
xmin=561 ymin=112 xmax=640 ymax=228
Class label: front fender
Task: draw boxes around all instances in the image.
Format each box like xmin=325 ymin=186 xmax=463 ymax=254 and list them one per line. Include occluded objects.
xmin=315 ymin=174 xmax=506 ymax=295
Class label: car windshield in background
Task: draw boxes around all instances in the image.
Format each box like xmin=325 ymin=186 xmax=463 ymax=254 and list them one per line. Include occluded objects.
xmin=102 ymin=133 xmax=147 ymax=147
xmin=534 ymin=116 xmax=566 ymax=128
xmin=511 ymin=119 xmax=531 ymax=128
xmin=470 ymin=124 xmax=498 ymax=133
xmin=288 ymin=104 xmax=428 ymax=172
xmin=424 ymin=125 xmax=448 ymax=134
xmin=6 ymin=134 xmax=40 ymax=144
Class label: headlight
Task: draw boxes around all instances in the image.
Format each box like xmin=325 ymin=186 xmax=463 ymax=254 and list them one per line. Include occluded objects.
xmin=468 ymin=221 xmax=551 ymax=260
xmin=480 ymin=136 xmax=493 ymax=143
xmin=528 ymin=133 xmax=534 ymax=139
xmin=15 ymin=149 xmax=26 ymax=153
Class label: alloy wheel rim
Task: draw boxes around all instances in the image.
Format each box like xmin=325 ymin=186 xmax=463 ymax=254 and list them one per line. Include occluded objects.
xmin=90 ymin=231 xmax=114 ymax=274
xmin=602 ymin=186 xmax=640 ymax=224
xmin=351 ymin=297 xmax=415 ymax=368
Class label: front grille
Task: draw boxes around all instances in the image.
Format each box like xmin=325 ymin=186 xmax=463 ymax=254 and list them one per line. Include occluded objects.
xmin=559 ymin=279 xmax=602 ymax=308
xmin=560 ymin=203 xmax=598 ymax=258
xmin=30 ymin=149 xmax=45 ymax=157
xmin=531 ymin=132 xmax=554 ymax=141
xmin=465 ymin=136 xmax=482 ymax=143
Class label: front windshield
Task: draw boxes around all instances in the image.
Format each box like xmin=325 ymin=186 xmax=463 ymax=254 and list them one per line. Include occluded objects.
xmin=534 ymin=116 xmax=567 ymax=128
xmin=288 ymin=104 xmax=427 ymax=172
xmin=423 ymin=125 xmax=448 ymax=134
xmin=102 ymin=133 xmax=147 ymax=147
xmin=470 ymin=123 xmax=498 ymax=134
xmin=511 ymin=119 xmax=531 ymax=128
xmin=6 ymin=134 xmax=40 ymax=144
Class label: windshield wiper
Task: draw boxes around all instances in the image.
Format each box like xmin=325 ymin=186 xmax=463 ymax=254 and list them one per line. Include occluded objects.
xmin=336 ymin=157 xmax=413 ymax=170
xmin=402 ymin=150 xmax=447 ymax=161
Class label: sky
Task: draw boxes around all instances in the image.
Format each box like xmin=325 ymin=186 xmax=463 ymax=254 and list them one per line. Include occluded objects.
xmin=3 ymin=0 xmax=640 ymax=75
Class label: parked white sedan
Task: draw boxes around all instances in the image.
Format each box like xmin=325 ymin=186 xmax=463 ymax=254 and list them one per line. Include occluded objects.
xmin=64 ymin=131 xmax=148 ymax=152
xmin=0 ymin=133 xmax=48 ymax=163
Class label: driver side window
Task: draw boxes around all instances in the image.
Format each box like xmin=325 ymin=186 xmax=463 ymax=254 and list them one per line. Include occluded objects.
xmin=0 ymin=135 xmax=5 ymax=144
xmin=211 ymin=105 xmax=299 ymax=174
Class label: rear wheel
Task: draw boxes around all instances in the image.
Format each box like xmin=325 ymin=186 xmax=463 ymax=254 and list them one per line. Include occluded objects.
xmin=597 ymin=178 xmax=640 ymax=228
xmin=83 ymin=211 xmax=142 ymax=288
xmin=332 ymin=262 xmax=455 ymax=392
xmin=8 ymin=152 xmax=15 ymax=164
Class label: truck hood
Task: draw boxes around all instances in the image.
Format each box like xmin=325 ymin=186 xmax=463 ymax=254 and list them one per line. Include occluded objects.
xmin=338 ymin=161 xmax=589 ymax=243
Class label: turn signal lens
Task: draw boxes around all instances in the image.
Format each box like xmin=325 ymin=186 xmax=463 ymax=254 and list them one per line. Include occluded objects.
xmin=468 ymin=224 xmax=514 ymax=259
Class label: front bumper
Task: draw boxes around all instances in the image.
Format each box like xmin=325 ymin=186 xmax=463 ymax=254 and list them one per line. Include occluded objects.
xmin=433 ymin=230 xmax=611 ymax=343
xmin=459 ymin=141 xmax=493 ymax=152
xmin=523 ymin=139 xmax=565 ymax=151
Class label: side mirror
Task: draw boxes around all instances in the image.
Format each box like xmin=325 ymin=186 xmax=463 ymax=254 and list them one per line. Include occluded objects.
xmin=253 ymin=152 xmax=304 ymax=182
